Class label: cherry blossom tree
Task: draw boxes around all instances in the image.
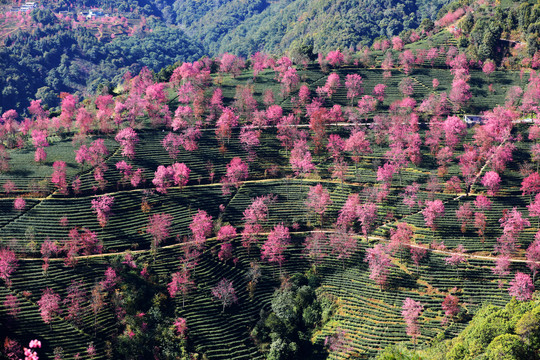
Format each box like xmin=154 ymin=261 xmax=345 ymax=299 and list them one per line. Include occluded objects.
xmin=241 ymin=195 xmax=275 ymax=251
xmin=31 ymin=129 xmax=48 ymax=163
xmin=456 ymin=202 xmax=473 ymax=233
xmin=13 ymin=197 xmax=25 ymax=211
xmin=212 ymin=278 xmax=238 ymax=312
xmin=402 ymin=297 xmax=423 ymax=348
xmin=174 ymin=317 xmax=188 ymax=337
xmin=358 ymin=202 xmax=378 ymax=241
xmin=99 ymin=269 xmax=118 ymax=295
xmin=51 ymin=161 xmax=68 ymax=195
xmin=290 ymin=140 xmax=315 ymax=177
xmin=91 ymin=195 xmax=114 ymax=227
xmin=411 ymin=246 xmax=427 ymax=274
xmin=521 ymin=172 xmax=540 ymax=199
xmin=481 ymin=171 xmax=501 ymax=196
xmin=215 ymin=107 xmax=239 ymax=145
xmin=326 ymin=50 xmax=345 ymax=67
xmin=445 ymin=244 xmax=467 ymax=276
xmin=497 ymin=208 xmax=530 ymax=256
xmin=345 ymin=74 xmax=363 ymax=103
xmin=474 ymin=211 xmax=487 ymax=243
xmin=63 ymin=280 xmax=86 ymax=326
xmin=389 ymin=222 xmax=414 ymax=258
xmin=441 ymin=293 xmax=460 ymax=324
xmin=152 ymin=163 xmax=190 ymax=194
xmin=168 ymin=269 xmax=194 ymax=307
xmin=526 ymin=234 xmax=540 ymax=281
xmin=190 ymin=210 xmax=213 ymax=249
xmin=305 ymin=184 xmax=332 ymax=226
xmin=261 ymin=224 xmax=290 ymax=272
xmin=449 ymin=77 xmax=472 ymax=111
xmin=344 ymin=130 xmax=371 ymax=173
xmin=482 ymin=60 xmax=496 ymax=78
xmin=373 ymin=84 xmax=387 ymax=102
xmin=443 ymin=115 xmax=467 ymax=149
xmin=303 ymin=231 xmax=329 ymax=270
xmin=114 ymin=127 xmax=139 ymax=159
xmin=365 ymin=244 xmax=393 ymax=289
xmin=38 ymin=288 xmax=61 ymax=326
xmin=475 ymin=194 xmax=492 ymax=211
xmin=508 ymin=272 xmax=534 ymax=301
xmin=528 ymin=193 xmax=540 ymax=229
xmin=147 ymin=213 xmax=173 ymax=259
xmin=422 ymin=199 xmax=445 ymax=231
xmin=221 ymin=157 xmax=248 ymax=195
xmin=0 ymin=248 xmax=18 ymax=287
xmin=330 ymin=229 xmax=357 ymax=268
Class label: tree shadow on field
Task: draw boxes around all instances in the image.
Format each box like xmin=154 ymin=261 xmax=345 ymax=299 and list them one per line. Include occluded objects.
xmin=6 ymin=169 xmax=32 ymax=177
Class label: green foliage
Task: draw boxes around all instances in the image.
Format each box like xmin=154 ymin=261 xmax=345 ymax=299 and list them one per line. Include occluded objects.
xmin=483 ymin=334 xmax=531 ymax=360
xmin=251 ymin=273 xmax=327 ymax=359
xmin=0 ymin=15 xmax=204 ymax=113
xmin=170 ymin=0 xmax=451 ymax=56
xmin=386 ymin=299 xmax=540 ymax=360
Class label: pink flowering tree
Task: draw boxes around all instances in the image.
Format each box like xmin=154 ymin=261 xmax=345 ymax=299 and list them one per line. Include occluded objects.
xmin=168 ymin=269 xmax=194 ymax=307
xmin=40 ymin=239 xmax=58 ymax=276
xmin=147 ymin=213 xmax=173 ymax=260
xmin=345 ymin=74 xmax=363 ymax=103
xmin=344 ymin=129 xmax=371 ymax=174
xmin=63 ymin=280 xmax=86 ymax=326
xmin=261 ymin=223 xmax=290 ymax=273
xmin=38 ymin=288 xmax=61 ymax=326
xmin=216 ymin=107 xmax=239 ymax=145
xmin=422 ymin=199 xmax=445 ymax=231
xmin=13 ymin=197 xmax=25 ymax=211
xmin=401 ymin=297 xmax=424 ymax=348
xmin=445 ymin=244 xmax=467 ymax=276
xmin=290 ymin=140 xmax=315 ymax=177
xmin=0 ymin=248 xmax=18 ymax=287
xmin=114 ymin=127 xmax=139 ymax=159
xmin=365 ymin=244 xmax=393 ymax=289
xmin=456 ymin=202 xmax=473 ymax=233
xmin=528 ymin=193 xmax=540 ymax=229
xmin=326 ymin=50 xmax=345 ymax=67
xmin=211 ymin=278 xmax=238 ymax=312
xmin=441 ymin=293 xmax=460 ymax=324
xmin=217 ymin=224 xmax=237 ymax=262
xmin=482 ymin=171 xmax=501 ymax=196
xmin=51 ymin=161 xmax=68 ymax=195
xmin=497 ymin=208 xmax=530 ymax=256
xmin=389 ymin=222 xmax=414 ymax=259
xmin=241 ymin=195 xmax=275 ymax=251
xmin=526 ymin=234 xmax=540 ymax=281
xmin=303 ymin=231 xmax=329 ymax=270
xmin=190 ymin=210 xmax=213 ymax=249
xmin=91 ymin=195 xmax=114 ymax=227
xmin=508 ymin=272 xmax=534 ymax=301
xmin=31 ymin=129 xmax=48 ymax=163
xmin=373 ymin=83 xmax=387 ymax=102
xmin=521 ymin=172 xmax=540 ymax=200
xmin=174 ymin=317 xmax=188 ymax=337
xmin=305 ymin=184 xmax=332 ymax=226
xmin=152 ymin=163 xmax=190 ymax=194
xmin=221 ymin=157 xmax=248 ymax=196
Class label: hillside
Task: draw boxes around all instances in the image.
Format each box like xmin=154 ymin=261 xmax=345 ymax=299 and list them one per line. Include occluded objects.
xmin=171 ymin=0 xmax=452 ymax=56
xmin=3 ymin=0 xmax=540 ymax=359
xmin=2 ymin=13 xmax=540 ymax=356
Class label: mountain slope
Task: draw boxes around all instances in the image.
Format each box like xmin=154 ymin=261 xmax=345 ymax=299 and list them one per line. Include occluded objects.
xmin=172 ymin=0 xmax=453 ymax=56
